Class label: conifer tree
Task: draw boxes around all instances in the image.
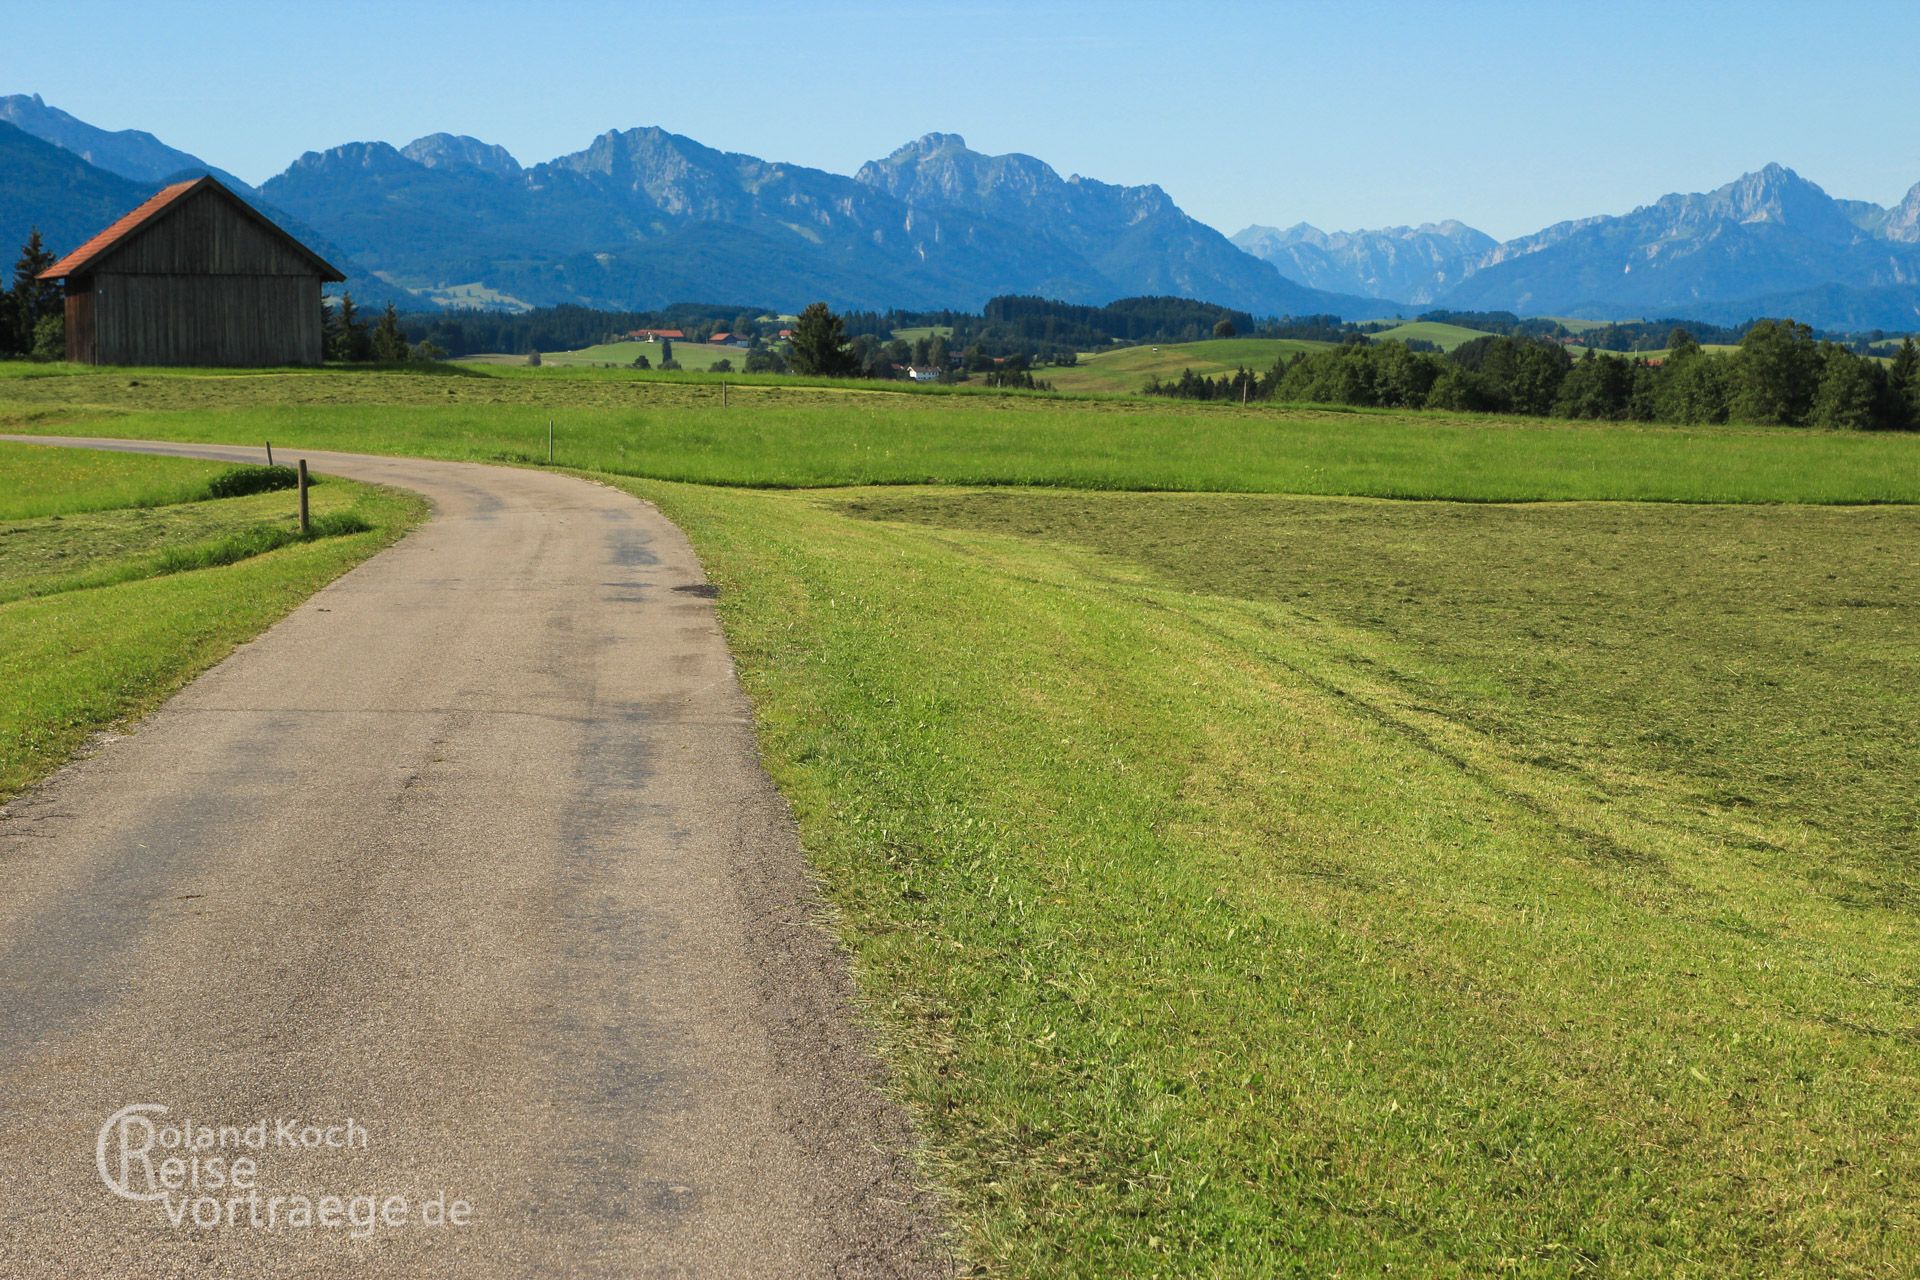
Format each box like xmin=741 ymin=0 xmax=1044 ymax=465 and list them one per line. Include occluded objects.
xmin=788 ymin=302 xmax=857 ymax=377
xmin=371 ymin=302 xmax=410 ymax=362
xmin=8 ymin=230 xmax=60 ymax=357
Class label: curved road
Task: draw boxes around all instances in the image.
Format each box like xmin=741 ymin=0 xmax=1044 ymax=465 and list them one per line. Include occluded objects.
xmin=0 ymin=438 xmax=947 ymax=1277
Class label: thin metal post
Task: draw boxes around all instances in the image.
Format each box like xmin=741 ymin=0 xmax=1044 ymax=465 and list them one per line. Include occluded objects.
xmin=266 ymin=440 xmax=274 ymax=466
xmin=548 ymin=417 xmax=554 ymax=464
xmin=297 ymin=459 xmax=309 ymax=535
xmin=722 ymin=383 xmax=729 ymax=408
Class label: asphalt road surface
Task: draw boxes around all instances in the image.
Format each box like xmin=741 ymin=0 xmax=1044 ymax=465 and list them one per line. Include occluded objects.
xmin=0 ymin=438 xmax=949 ymax=1277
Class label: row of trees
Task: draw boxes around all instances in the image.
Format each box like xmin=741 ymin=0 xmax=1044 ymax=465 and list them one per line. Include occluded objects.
xmin=1 ymin=231 xmax=64 ymax=359
xmin=1147 ymin=323 xmax=1920 ymax=429
xmin=326 ymin=294 xmax=441 ymax=363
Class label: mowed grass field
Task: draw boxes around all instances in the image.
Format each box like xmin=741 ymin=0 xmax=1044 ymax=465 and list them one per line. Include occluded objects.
xmin=1044 ymin=338 xmax=1331 ymax=395
xmin=5 ymin=364 xmax=1920 ymax=1273
xmin=0 ymin=441 xmax=422 ymax=801
xmin=629 ymin=478 xmax=1920 ymax=1274
xmin=463 ymin=338 xmax=747 ymax=371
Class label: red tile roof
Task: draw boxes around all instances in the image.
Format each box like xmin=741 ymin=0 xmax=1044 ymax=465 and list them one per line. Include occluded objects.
xmin=40 ymin=180 xmax=201 ymax=279
xmin=39 ymin=175 xmax=344 ymax=282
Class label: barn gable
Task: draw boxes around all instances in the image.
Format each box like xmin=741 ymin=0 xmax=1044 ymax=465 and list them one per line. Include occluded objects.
xmin=36 ymin=176 xmax=345 ymax=367
xmin=40 ymin=177 xmax=343 ymax=281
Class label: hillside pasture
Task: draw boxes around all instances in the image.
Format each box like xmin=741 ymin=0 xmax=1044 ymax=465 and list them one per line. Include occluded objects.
xmin=1541 ymin=315 xmax=1611 ymax=333
xmin=1045 ymin=337 xmax=1332 ymax=395
xmin=1364 ymin=319 xmax=1496 ymax=350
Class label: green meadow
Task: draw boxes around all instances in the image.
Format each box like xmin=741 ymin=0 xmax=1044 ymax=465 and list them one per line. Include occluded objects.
xmin=0 ymin=439 xmax=422 ymax=801
xmin=4 ymin=366 xmax=1913 ymax=503
xmin=1541 ymin=316 xmax=1610 ymax=333
xmin=631 ymin=478 xmax=1920 ymax=1275
xmin=4 ymin=363 xmax=1919 ymax=1273
xmin=506 ymin=337 xmax=746 ymax=370
xmin=1359 ymin=320 xmax=1495 ymax=350
xmin=1042 ymin=337 xmax=1332 ymax=395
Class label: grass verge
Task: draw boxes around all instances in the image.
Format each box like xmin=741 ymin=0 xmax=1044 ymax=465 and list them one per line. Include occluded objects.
xmin=0 ymin=443 xmax=423 ymax=801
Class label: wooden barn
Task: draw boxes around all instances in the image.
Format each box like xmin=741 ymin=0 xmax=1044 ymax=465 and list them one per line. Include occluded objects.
xmin=38 ymin=176 xmax=344 ymax=367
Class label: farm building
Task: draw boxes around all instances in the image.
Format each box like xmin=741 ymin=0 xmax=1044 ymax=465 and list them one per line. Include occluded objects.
xmin=38 ymin=176 xmax=344 ymax=367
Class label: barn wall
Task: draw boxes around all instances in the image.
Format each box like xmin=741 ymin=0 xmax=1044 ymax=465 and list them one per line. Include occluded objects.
xmin=92 ymin=273 xmax=323 ymax=367
xmin=76 ymin=184 xmax=332 ymax=367
xmin=63 ymin=280 xmax=95 ymax=364
xmin=106 ymin=188 xmax=320 ymax=277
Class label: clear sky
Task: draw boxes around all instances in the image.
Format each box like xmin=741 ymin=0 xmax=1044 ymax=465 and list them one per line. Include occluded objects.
xmin=7 ymin=0 xmax=1919 ymax=241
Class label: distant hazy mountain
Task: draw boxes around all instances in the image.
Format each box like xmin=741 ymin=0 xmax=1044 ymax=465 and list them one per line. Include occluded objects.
xmin=1868 ymin=180 xmax=1920 ymax=242
xmin=1232 ymin=220 xmax=1496 ymax=306
xmin=14 ymin=88 xmax=1920 ymax=330
xmin=0 ymin=120 xmax=147 ymax=257
xmin=399 ymin=133 xmax=522 ymax=179
xmin=254 ymin=127 xmax=1380 ymax=316
xmin=1235 ymin=164 xmax=1920 ymax=329
xmin=0 ymin=92 xmax=259 ymax=196
xmin=854 ymin=133 xmax=1360 ymax=316
xmin=1438 ymin=165 xmax=1920 ymax=323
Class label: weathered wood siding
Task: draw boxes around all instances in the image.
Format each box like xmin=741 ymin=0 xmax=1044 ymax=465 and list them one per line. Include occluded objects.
xmin=63 ymin=281 xmax=95 ymax=365
xmin=73 ymin=186 xmax=329 ymax=367
xmin=100 ymin=189 xmax=319 ymax=278
xmin=90 ymin=273 xmax=322 ymax=367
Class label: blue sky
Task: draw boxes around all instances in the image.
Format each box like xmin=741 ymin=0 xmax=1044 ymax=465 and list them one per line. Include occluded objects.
xmin=7 ymin=0 xmax=1919 ymax=241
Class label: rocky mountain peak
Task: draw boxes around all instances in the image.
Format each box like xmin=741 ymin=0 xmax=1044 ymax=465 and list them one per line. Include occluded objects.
xmin=400 ymin=133 xmax=521 ymax=178
xmin=1882 ymin=181 xmax=1920 ymax=243
xmin=284 ymin=140 xmax=416 ymax=176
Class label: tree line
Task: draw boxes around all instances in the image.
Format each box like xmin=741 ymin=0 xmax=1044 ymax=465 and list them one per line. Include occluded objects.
xmin=402 ymin=303 xmax=781 ymax=358
xmin=844 ymin=295 xmax=1271 ymax=364
xmin=1147 ymin=324 xmax=1920 ymax=429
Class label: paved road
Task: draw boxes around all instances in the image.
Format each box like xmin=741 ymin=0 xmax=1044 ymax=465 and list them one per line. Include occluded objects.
xmin=0 ymin=438 xmax=947 ymax=1277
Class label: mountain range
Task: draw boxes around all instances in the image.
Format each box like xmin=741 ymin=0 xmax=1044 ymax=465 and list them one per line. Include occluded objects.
xmin=1233 ymin=165 xmax=1920 ymax=329
xmin=246 ymin=126 xmax=1374 ymax=317
xmin=7 ymin=92 xmax=1920 ymax=331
